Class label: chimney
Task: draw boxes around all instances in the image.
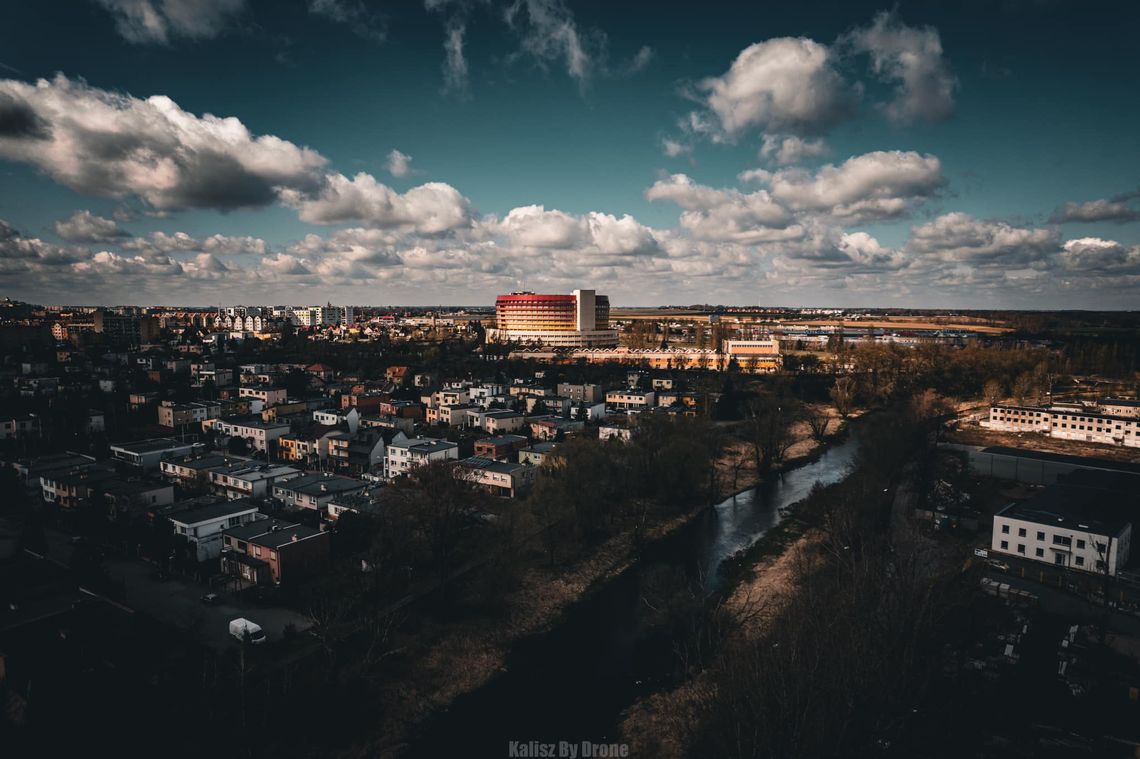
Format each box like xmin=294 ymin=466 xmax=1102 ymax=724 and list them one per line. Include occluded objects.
xmin=291 ymin=533 xmax=298 ymax=542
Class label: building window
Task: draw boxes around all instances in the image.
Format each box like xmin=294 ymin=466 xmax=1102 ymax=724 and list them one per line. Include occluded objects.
xmin=1035 ymin=548 xmax=1044 ymax=557
xmin=1075 ymin=556 xmax=1084 ymax=566
xmin=1036 ymin=531 xmax=1045 ymax=541
xmin=1001 ymin=524 xmax=1010 ymax=534
xmin=1076 ymin=539 xmax=1086 ymax=549
xmin=1000 ymin=540 xmax=1008 ymax=550
xmin=1017 ymin=528 xmax=1026 ymax=537
xmin=1017 ymin=544 xmax=1025 ymax=554
xmin=1052 ymin=535 xmax=1072 ymax=547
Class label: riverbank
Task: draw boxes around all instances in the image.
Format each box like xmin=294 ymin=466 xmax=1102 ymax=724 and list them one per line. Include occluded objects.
xmin=620 ymin=526 xmax=825 ymax=757
xmin=355 ymin=498 xmax=710 ymax=757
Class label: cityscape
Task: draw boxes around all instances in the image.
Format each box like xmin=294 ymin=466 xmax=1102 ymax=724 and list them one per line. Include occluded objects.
xmin=2 ymin=2 xmax=1140 ymax=759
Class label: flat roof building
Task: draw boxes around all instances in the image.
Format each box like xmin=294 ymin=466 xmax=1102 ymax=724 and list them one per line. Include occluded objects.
xmin=486 ymin=290 xmax=619 ymax=347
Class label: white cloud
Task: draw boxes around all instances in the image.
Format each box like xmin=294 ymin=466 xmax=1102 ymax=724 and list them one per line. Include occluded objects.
xmin=1050 ymin=198 xmax=1140 ymax=224
xmin=758 ymin=150 xmax=944 ymax=221
xmin=645 ymin=174 xmax=800 ymax=243
xmin=1060 ymin=237 xmax=1140 ymax=272
xmin=661 ymin=138 xmax=690 ymax=158
xmin=906 ymin=212 xmax=1058 ymax=264
xmin=844 ymin=11 xmax=957 ymax=124
xmin=53 ymin=210 xmax=127 ymax=242
xmin=759 ymin=135 xmax=830 ymax=165
xmin=0 ymin=75 xmax=328 ymax=211
xmin=505 ymin=0 xmax=603 ymax=87
xmin=281 ymin=172 xmax=472 ymax=233
xmin=487 ymin=205 xmax=661 ymax=256
xmin=94 ymin=0 xmax=246 ymax=45
xmin=386 ymin=149 xmax=413 ymax=178
xmin=697 ymin=37 xmax=854 ymax=137
xmin=626 ymin=46 xmax=654 ymax=74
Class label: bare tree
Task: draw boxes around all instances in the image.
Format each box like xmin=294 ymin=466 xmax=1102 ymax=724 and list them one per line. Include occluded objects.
xmin=743 ymin=395 xmax=800 ymax=473
xmin=982 ymin=378 xmax=1003 ymax=407
xmin=806 ymin=406 xmax=832 ymax=443
xmin=829 ymin=376 xmax=856 ymax=419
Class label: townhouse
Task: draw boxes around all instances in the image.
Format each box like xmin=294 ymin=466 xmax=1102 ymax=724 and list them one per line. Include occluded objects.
xmin=220 ymin=518 xmax=330 ymax=586
xmin=384 ymin=436 xmax=459 ymax=479
xmin=271 ymin=473 xmax=368 ymax=511
xmin=168 ymin=498 xmax=265 ymax=562
xmin=208 ymin=462 xmax=302 ymax=500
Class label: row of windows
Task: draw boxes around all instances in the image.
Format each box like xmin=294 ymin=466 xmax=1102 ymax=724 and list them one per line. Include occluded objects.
xmin=996 ymin=540 xmax=1106 ymax=569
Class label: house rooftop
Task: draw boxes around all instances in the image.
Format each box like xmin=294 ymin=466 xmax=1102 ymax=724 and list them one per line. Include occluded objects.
xmin=477 ymin=434 xmax=528 ymax=446
xmin=980 ymin=446 xmax=1140 ymax=475
xmin=169 ymin=498 xmax=259 ymax=526
xmin=111 ymin=437 xmax=193 ymax=454
xmin=222 ymin=518 xmax=323 ymax=548
xmin=460 ymin=456 xmax=529 ymax=475
xmin=275 ymin=473 xmax=367 ymax=496
xmin=998 ymin=484 xmax=1132 ymax=536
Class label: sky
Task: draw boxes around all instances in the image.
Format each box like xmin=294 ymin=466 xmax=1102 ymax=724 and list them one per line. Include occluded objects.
xmin=0 ymin=0 xmax=1138 ymax=308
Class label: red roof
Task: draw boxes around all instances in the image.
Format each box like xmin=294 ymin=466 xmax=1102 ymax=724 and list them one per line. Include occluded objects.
xmin=496 ymin=294 xmax=575 ymax=303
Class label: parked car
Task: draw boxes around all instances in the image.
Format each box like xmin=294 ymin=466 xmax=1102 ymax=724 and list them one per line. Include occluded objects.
xmin=229 ymin=618 xmax=266 ymax=644
xmin=986 ymin=559 xmax=1010 ymax=572
xmin=200 ymin=593 xmax=221 ymax=605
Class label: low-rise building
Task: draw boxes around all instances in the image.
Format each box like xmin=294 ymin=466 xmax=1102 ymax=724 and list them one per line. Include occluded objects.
xmin=157 ymin=400 xmax=222 ymax=429
xmin=220 ymin=518 xmax=330 ymax=586
xmin=482 ymin=409 xmax=525 ymax=434
xmin=326 ymin=428 xmax=388 ymax=474
xmin=384 ymin=436 xmax=459 ymax=479
xmin=110 ymin=438 xmax=203 ymax=470
xmin=518 ymin=441 xmax=558 ymax=466
xmin=239 ymin=385 xmax=288 ymax=410
xmin=606 ymin=389 xmax=656 ymax=411
xmin=991 ymin=480 xmax=1132 ymax=576
xmin=0 ymin=413 xmax=41 ymax=440
xmin=208 ymin=462 xmax=302 ymax=500
xmin=272 ymin=473 xmax=368 ymax=511
xmin=100 ymin=479 xmax=175 ymax=519
xmin=557 ymin=382 xmax=604 ymax=404
xmin=206 ymin=417 xmax=291 ymax=452
xmin=169 ymin=498 xmax=264 ymax=562
xmin=161 ymin=453 xmax=243 ymax=486
xmin=474 ymin=434 xmax=529 ymax=461
xmin=985 ymin=402 xmax=1140 ymax=448
xmin=457 ymin=456 xmax=537 ymax=498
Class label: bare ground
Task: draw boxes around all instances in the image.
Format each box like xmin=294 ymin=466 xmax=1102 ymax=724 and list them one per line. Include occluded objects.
xmin=947 ymin=424 xmax=1140 ymax=464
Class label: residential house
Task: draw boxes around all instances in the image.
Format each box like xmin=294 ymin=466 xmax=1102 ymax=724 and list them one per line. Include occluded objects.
xmin=208 ymin=462 xmax=302 ymax=500
xmin=220 ymin=518 xmax=331 ymax=585
xmin=474 ymin=434 xmax=529 ymax=461
xmin=169 ymin=498 xmax=264 ymax=562
xmin=110 ymin=438 xmax=203 ymax=470
xmin=457 ymin=457 xmax=537 ymax=498
xmin=384 ymin=437 xmax=459 ymax=479
xmin=271 ymin=473 xmax=368 ymax=511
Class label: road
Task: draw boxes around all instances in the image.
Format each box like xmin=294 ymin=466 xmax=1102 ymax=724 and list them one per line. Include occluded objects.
xmin=42 ymin=528 xmax=311 ymax=648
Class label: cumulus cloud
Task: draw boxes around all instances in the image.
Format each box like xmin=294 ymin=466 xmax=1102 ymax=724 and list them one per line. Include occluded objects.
xmin=0 ymin=75 xmax=327 ymax=211
xmin=486 ymin=205 xmax=661 ymax=256
xmin=123 ymin=230 xmax=269 ymax=257
xmin=307 ymin=0 xmax=386 ymax=42
xmin=759 ymin=135 xmax=830 ymax=166
xmin=696 ymin=37 xmax=855 ymax=138
xmin=94 ymin=0 xmax=246 ymax=45
xmin=758 ymin=150 xmax=945 ymax=221
xmin=53 ymin=210 xmax=128 ymax=242
xmin=843 ymin=11 xmax=957 ymax=123
xmin=906 ymin=212 xmax=1058 ymax=264
xmin=281 ymin=172 xmax=472 ymax=233
xmin=386 ymin=149 xmax=413 ymax=178
xmin=1050 ymin=197 xmax=1140 ymax=224
xmin=1059 ymin=237 xmax=1140 ymax=272
xmin=646 ymin=174 xmax=800 ymax=243
xmin=661 ymin=138 xmax=690 ymax=158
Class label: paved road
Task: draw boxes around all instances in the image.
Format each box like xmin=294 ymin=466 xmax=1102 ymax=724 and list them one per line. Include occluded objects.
xmin=42 ymin=528 xmax=311 ymax=649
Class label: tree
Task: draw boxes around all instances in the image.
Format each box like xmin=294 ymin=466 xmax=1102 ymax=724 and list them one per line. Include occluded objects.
xmin=829 ymin=376 xmax=856 ymax=419
xmin=982 ymin=378 xmax=1003 ymax=407
xmin=743 ymin=394 xmax=800 ymax=473
xmin=806 ymin=406 xmax=831 ymax=443
xmin=1011 ymin=371 xmax=1035 ymax=404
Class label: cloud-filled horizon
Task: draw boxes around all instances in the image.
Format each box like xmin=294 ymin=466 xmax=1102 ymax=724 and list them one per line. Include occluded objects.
xmin=0 ymin=0 xmax=1138 ymax=308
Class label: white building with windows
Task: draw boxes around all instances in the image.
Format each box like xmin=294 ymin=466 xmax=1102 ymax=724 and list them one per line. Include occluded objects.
xmin=991 ymin=482 xmax=1131 ymax=576
xmin=168 ymin=498 xmax=265 ymax=562
xmin=384 ymin=437 xmax=459 ymax=480
xmin=985 ymin=401 xmax=1140 ymax=448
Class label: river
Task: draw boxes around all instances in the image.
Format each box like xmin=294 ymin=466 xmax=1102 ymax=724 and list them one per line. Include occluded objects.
xmin=408 ymin=431 xmax=861 ymax=757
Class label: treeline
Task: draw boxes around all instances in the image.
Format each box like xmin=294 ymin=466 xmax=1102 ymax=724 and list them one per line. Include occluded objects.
xmin=687 ymin=398 xmax=971 ymax=758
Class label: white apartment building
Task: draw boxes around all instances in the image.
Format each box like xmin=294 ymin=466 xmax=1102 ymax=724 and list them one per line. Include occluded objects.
xmin=991 ymin=483 xmax=1131 ymax=576
xmin=169 ymin=499 xmax=265 ymax=562
xmin=384 ymin=437 xmax=459 ymax=480
xmin=606 ymin=389 xmax=656 ymax=411
xmin=206 ymin=417 xmax=291 ymax=452
xmin=985 ymin=402 xmax=1140 ymax=448
xmin=483 ymin=410 xmax=526 ymax=434
xmin=239 ymin=386 xmax=288 ymax=408
xmin=209 ymin=462 xmax=302 ymax=500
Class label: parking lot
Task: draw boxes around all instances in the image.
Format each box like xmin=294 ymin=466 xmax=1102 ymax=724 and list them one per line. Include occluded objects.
xmin=43 ymin=529 xmax=312 ymax=649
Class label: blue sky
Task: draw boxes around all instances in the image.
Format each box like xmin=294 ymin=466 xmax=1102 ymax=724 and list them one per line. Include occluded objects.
xmin=1 ymin=0 xmax=1138 ymax=307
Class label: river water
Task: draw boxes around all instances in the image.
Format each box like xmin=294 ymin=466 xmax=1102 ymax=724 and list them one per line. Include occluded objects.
xmin=409 ymin=432 xmax=861 ymax=757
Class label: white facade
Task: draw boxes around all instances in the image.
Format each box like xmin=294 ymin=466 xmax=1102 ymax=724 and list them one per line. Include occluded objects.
xmin=992 ymin=507 xmax=1131 ymax=576
xmin=606 ymin=390 xmax=656 ymax=410
xmin=170 ymin=503 xmax=264 ymax=562
xmin=384 ymin=437 xmax=459 ymax=479
xmin=986 ymin=403 xmax=1140 ymax=448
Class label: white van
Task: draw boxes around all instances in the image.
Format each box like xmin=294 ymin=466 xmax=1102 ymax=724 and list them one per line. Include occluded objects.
xmin=229 ymin=618 xmax=267 ymax=644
